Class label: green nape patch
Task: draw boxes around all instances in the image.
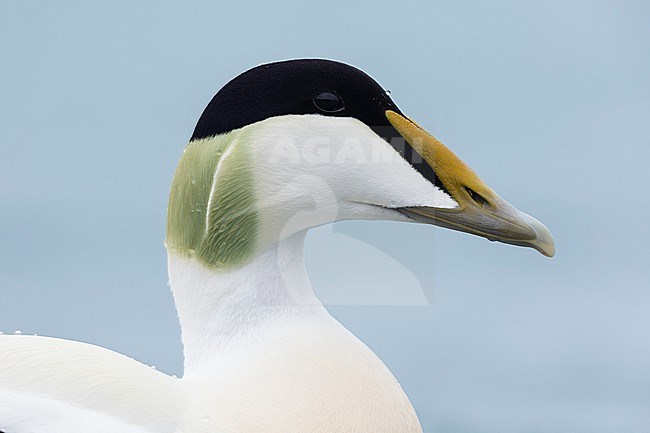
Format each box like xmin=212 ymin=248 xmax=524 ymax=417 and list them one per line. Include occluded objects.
xmin=166 ymin=130 xmax=258 ymax=270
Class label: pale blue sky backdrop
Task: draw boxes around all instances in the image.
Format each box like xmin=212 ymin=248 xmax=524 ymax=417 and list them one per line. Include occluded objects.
xmin=1 ymin=1 xmax=649 ymax=432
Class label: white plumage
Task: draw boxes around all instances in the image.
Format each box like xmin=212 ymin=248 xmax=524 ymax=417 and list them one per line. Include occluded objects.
xmin=1 ymin=117 xmax=431 ymax=433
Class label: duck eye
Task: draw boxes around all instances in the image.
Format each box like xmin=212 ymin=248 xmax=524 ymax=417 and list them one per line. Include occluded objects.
xmin=313 ymin=92 xmax=345 ymax=113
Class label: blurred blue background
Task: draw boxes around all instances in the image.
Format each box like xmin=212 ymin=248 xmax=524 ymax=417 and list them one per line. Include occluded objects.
xmin=1 ymin=1 xmax=649 ymax=432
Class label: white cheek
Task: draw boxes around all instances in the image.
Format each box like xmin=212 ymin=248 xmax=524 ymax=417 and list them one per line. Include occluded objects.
xmin=341 ymin=133 xmax=458 ymax=210
xmin=247 ymin=115 xmax=457 ymax=242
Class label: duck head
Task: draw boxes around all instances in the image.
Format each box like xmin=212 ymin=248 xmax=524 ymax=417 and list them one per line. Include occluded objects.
xmin=166 ymin=59 xmax=554 ymax=271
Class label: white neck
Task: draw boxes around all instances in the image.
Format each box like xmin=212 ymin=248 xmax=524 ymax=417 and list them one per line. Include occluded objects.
xmin=167 ymin=232 xmax=423 ymax=432
xmin=169 ymin=231 xmax=329 ymax=374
